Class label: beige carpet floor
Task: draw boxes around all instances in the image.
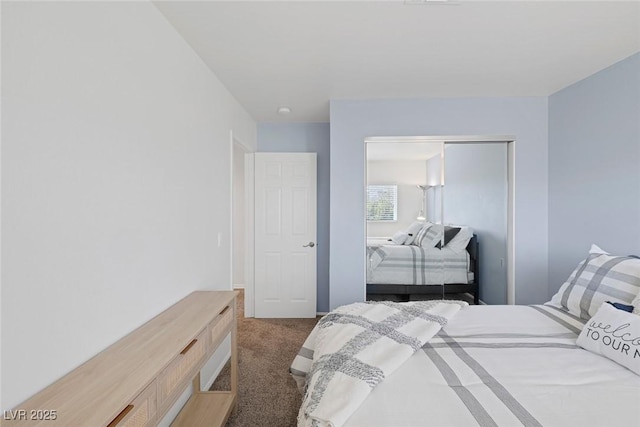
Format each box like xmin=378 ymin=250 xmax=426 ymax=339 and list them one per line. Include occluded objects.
xmin=210 ymin=291 xmax=319 ymax=426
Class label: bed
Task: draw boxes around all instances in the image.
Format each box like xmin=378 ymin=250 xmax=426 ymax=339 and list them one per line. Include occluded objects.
xmin=292 ymin=246 xmax=640 ymax=427
xmin=366 ymin=231 xmax=479 ymax=304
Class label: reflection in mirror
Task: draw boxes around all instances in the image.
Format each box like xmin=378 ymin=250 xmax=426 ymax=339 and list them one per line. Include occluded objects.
xmin=443 ymin=143 xmax=508 ymax=304
xmin=365 ymin=141 xmax=447 ymax=303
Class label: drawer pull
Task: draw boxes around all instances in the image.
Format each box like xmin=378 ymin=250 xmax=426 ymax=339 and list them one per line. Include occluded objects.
xmin=220 ymin=306 xmax=230 ymax=315
xmin=107 ymin=404 xmax=134 ymax=427
xmin=180 ymin=339 xmax=198 ymax=355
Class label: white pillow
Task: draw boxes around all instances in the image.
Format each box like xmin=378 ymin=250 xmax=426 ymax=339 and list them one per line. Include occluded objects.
xmin=589 ymin=244 xmax=609 ymax=255
xmin=632 ymin=292 xmax=640 ymax=316
xmin=576 ymin=302 xmax=640 ymax=376
xmin=390 ymin=231 xmax=408 ymax=245
xmin=548 ymin=247 xmax=640 ymax=320
xmin=444 ymin=226 xmax=473 ymax=254
xmin=404 ymin=221 xmax=427 ymax=245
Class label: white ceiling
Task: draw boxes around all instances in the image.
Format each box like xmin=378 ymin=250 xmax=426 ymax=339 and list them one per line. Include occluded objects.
xmin=154 ymin=1 xmax=640 ymax=123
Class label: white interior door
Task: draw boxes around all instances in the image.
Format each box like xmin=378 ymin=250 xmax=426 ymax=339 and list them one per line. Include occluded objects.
xmin=254 ymin=153 xmax=317 ymax=318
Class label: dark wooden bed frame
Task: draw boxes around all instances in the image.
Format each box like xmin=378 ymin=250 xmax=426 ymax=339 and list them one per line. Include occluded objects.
xmin=366 ymin=235 xmax=480 ymax=305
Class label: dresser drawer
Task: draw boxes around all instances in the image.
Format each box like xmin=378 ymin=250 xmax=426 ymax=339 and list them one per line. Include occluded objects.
xmin=158 ymin=330 xmax=207 ymax=406
xmin=107 ymin=380 xmax=157 ymax=427
xmin=208 ymin=305 xmax=233 ymax=352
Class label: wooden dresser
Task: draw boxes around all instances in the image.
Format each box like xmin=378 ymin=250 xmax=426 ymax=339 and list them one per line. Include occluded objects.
xmin=3 ymin=291 xmax=238 ymax=427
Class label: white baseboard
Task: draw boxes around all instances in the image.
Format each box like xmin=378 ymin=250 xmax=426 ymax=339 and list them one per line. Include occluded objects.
xmin=233 ymin=284 xmax=245 ymax=290
xmin=316 ymin=312 xmax=329 ymax=316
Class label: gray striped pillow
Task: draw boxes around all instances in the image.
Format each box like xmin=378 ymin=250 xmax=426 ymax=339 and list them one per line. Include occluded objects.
xmin=419 ymin=224 xmax=444 ymax=248
xmin=411 ymin=224 xmax=431 ymax=246
xmin=549 ymin=253 xmax=640 ymax=320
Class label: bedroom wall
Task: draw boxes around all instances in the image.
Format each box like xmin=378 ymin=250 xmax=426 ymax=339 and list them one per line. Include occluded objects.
xmin=330 ymin=97 xmax=549 ymax=309
xmin=1 ymin=1 xmax=256 ymax=412
xmin=257 ymin=122 xmax=330 ymax=313
xmin=425 ymin=154 xmax=442 ymax=223
xmin=366 ymin=160 xmax=427 ymax=238
xmin=548 ymin=52 xmax=640 ymax=296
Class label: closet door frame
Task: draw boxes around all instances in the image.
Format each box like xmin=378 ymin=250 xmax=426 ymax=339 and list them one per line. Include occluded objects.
xmin=364 ymin=135 xmax=516 ymax=305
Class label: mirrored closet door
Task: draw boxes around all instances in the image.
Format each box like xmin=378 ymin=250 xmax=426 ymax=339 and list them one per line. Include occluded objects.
xmin=442 ymin=142 xmax=508 ymax=305
xmin=365 ymin=139 xmax=509 ymax=305
xmin=365 ymin=142 xmax=446 ymax=302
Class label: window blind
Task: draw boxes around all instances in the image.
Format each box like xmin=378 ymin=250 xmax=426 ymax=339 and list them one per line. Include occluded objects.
xmin=366 ymin=185 xmax=397 ymax=221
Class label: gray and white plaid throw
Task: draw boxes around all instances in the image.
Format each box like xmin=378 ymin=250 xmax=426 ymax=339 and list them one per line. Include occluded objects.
xmin=290 ymin=300 xmax=466 ymax=427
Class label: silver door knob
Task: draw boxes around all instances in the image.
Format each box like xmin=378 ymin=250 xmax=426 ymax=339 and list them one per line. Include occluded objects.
xmin=303 ymin=242 xmax=315 ymax=248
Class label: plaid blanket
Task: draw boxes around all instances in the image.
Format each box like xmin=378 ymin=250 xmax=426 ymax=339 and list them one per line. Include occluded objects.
xmin=290 ymin=300 xmax=466 ymax=427
xmin=366 ymin=244 xmax=387 ymax=270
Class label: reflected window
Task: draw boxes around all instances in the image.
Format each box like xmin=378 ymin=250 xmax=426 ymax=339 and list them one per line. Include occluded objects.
xmin=366 ymin=185 xmax=397 ymax=221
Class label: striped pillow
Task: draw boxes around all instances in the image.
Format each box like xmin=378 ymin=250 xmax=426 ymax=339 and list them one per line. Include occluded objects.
xmin=411 ymin=224 xmax=432 ymax=247
xmin=419 ymin=224 xmax=444 ymax=248
xmin=549 ymin=252 xmax=640 ymax=320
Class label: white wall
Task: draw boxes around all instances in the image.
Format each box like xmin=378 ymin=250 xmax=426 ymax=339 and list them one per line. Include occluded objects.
xmin=366 ymin=160 xmax=426 ymax=237
xmin=425 ymin=154 xmax=442 ymax=223
xmin=1 ymin=1 xmax=255 ymax=410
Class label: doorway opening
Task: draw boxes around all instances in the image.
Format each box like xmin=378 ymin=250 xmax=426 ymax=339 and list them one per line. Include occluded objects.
xmin=230 ymin=132 xmax=253 ymax=319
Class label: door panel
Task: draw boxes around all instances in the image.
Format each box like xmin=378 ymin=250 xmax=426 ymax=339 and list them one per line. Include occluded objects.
xmin=255 ymin=153 xmax=317 ymax=318
xmin=444 ymin=143 xmax=508 ymax=304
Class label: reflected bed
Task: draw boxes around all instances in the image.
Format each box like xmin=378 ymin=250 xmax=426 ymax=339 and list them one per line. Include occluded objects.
xmin=366 ymin=235 xmax=479 ymax=304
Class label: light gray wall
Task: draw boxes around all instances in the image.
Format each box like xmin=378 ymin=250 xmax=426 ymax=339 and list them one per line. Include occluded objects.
xmin=444 ymin=143 xmax=508 ymax=304
xmin=2 ymin=1 xmax=256 ymax=411
xmin=426 ymin=154 xmax=443 ymax=223
xmin=257 ymin=123 xmax=330 ymax=313
xmin=548 ymin=53 xmax=640 ymax=297
xmin=330 ymin=97 xmax=549 ymax=309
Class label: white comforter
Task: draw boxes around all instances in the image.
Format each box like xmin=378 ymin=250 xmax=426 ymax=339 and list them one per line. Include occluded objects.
xmin=345 ymin=304 xmax=640 ymax=427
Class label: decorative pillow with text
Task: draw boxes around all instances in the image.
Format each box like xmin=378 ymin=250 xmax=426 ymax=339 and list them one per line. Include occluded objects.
xmin=577 ymin=302 xmax=640 ymax=376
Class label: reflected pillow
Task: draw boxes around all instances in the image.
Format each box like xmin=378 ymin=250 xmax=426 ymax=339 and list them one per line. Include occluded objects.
xmin=404 ymin=221 xmax=428 ymax=245
xmin=390 ymin=231 xmax=408 ymax=245
xmin=420 ymin=224 xmax=444 ymax=248
xmin=412 ymin=223 xmax=433 ymax=247
xmin=576 ymin=302 xmax=640 ymax=376
xmin=548 ymin=245 xmax=640 ymax=319
xmin=443 ymin=226 xmax=474 ymax=254
xmin=434 ymin=226 xmax=462 ymax=249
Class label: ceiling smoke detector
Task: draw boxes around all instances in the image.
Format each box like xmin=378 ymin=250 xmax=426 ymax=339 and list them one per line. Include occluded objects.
xmin=277 ymin=106 xmax=292 ymax=115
